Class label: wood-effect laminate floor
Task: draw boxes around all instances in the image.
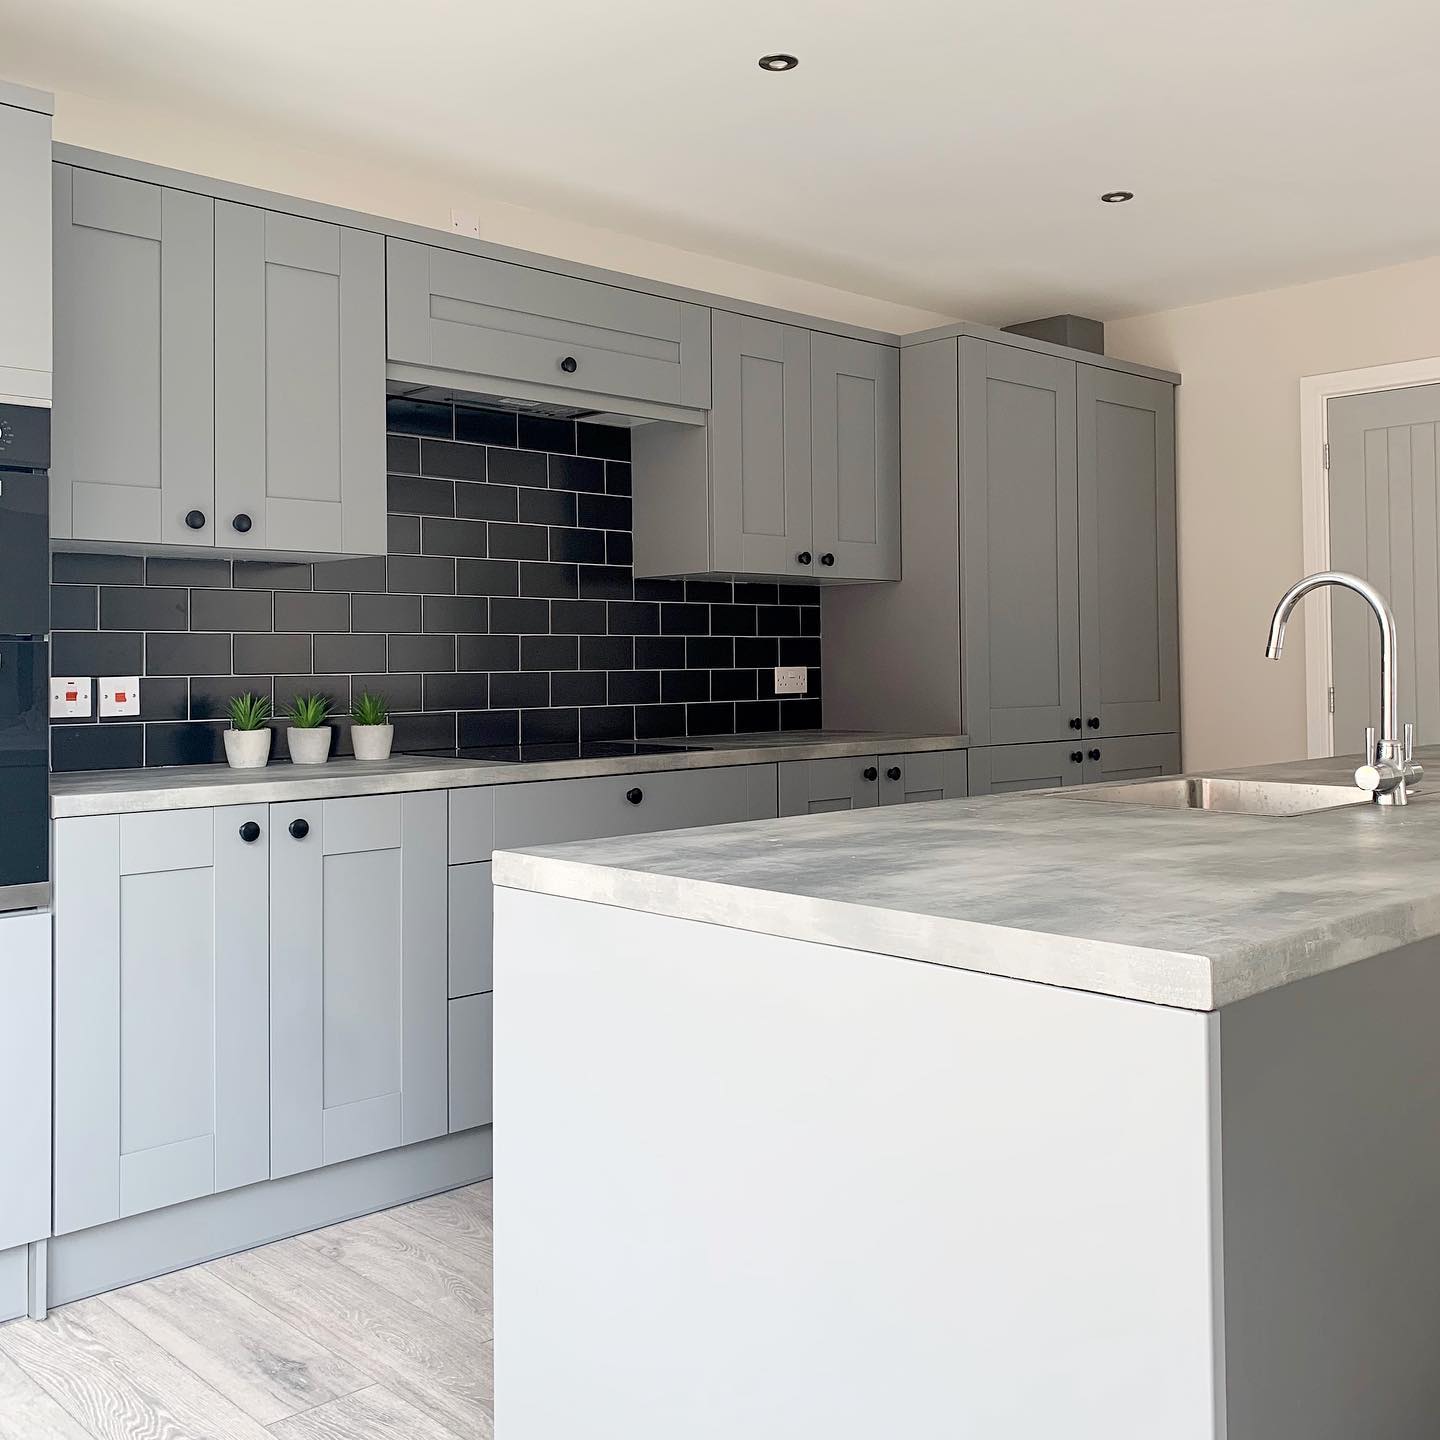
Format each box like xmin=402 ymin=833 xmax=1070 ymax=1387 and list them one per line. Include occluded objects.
xmin=0 ymin=1182 xmax=494 ymax=1440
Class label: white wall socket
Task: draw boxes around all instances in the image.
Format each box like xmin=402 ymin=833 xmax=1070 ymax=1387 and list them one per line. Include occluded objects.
xmin=51 ymin=676 xmax=92 ymax=719
xmin=774 ymin=666 xmax=808 ymax=696
xmin=99 ymin=676 xmax=141 ymax=718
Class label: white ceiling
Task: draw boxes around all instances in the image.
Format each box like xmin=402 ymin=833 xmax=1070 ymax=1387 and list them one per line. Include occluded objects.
xmin=9 ymin=0 xmax=1440 ymax=324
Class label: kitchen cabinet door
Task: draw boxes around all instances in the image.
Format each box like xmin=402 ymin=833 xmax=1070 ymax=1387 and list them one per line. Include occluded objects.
xmin=51 ymin=165 xmax=214 ymax=546
xmin=215 ymin=204 xmax=386 ymax=556
xmin=0 ymin=97 xmax=51 ymax=404
xmin=0 ymin=911 xmax=51 ymax=1253
xmin=777 ymin=755 xmax=880 ymax=815
xmin=1081 ymin=732 xmax=1181 ymax=785
xmin=810 ymin=334 xmax=900 ymax=580
xmin=449 ymin=993 xmax=494 ymax=1135
xmin=960 ymin=339 xmax=1081 ymax=745
xmin=877 ymin=749 xmax=968 ymax=805
xmin=52 ymin=806 xmax=269 ymax=1235
xmin=1077 ymin=366 xmax=1180 ymax=739
xmin=967 ymin=742 xmax=1087 ymax=795
xmin=269 ymin=790 xmax=448 ymax=1179
xmin=449 ymin=861 xmax=493 ymax=999
xmin=710 ymin=312 xmax=814 ymax=577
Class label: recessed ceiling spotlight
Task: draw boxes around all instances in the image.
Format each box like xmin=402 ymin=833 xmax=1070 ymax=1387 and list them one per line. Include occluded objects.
xmin=1100 ymin=190 xmax=1134 ymax=204
xmin=758 ymin=53 xmax=799 ymax=72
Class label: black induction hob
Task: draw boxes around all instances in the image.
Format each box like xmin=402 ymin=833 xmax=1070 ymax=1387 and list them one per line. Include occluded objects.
xmin=398 ymin=740 xmax=715 ymax=764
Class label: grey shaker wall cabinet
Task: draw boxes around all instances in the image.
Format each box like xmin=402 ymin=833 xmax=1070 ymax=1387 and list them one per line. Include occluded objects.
xmin=214 ymin=203 xmax=386 ymax=555
xmin=51 ymin=164 xmax=387 ymax=558
xmin=632 ymin=315 xmax=900 ymax=583
xmin=777 ymin=747 xmax=968 ymax=815
xmin=0 ymin=84 xmax=53 ymax=405
xmin=53 ymin=807 xmax=270 ymax=1236
xmin=385 ymin=237 xmax=713 ymax=417
xmin=269 ymin=790 xmax=449 ymax=1178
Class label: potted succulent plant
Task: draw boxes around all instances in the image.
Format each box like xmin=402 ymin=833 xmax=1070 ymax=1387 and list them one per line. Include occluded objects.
xmin=224 ymin=692 xmax=273 ymax=769
xmin=284 ymin=692 xmax=333 ymax=766
xmin=350 ymin=691 xmax=394 ymax=761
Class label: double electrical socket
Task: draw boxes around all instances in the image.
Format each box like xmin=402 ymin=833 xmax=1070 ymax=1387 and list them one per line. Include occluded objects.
xmin=50 ymin=676 xmax=141 ymax=719
xmin=773 ymin=666 xmax=808 ymax=696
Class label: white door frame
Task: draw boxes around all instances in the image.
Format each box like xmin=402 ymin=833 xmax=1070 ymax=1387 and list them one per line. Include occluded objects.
xmin=1299 ymin=356 xmax=1440 ymax=756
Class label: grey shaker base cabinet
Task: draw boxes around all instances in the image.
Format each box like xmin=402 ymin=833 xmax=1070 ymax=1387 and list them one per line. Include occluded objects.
xmin=777 ymin=748 xmax=968 ymax=815
xmin=967 ymin=733 xmax=1180 ymax=794
xmin=0 ymin=912 xmax=51 ymax=1256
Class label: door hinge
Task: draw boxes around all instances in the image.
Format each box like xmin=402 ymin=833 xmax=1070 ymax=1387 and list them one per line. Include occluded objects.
xmin=1328 ymin=685 xmax=1335 ymax=714
xmin=1323 ymin=441 xmax=1330 ymax=470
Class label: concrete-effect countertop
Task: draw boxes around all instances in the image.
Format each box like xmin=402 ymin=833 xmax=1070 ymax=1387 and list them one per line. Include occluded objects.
xmin=493 ymin=749 xmax=1440 ymax=1012
xmin=48 ymin=732 xmax=968 ymax=818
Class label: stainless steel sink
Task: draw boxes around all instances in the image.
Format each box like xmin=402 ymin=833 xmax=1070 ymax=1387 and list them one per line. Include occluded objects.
xmin=1052 ymin=776 xmax=1372 ymax=817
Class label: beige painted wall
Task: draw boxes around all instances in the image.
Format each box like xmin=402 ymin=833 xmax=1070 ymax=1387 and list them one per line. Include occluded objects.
xmin=1109 ymin=254 xmax=1440 ymax=771
xmin=47 ymin=88 xmax=954 ymax=336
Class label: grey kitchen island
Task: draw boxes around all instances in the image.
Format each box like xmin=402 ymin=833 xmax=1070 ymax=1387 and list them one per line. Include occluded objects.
xmin=492 ymin=751 xmax=1440 ymax=1440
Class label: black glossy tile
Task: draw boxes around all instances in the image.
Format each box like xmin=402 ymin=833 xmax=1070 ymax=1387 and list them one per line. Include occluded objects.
xmin=578 ymin=564 xmax=632 ymax=600
xmin=457 ymin=634 xmax=519 ymax=671
xmin=423 ymin=595 xmax=488 ymax=633
xmin=352 ymin=592 xmax=421 ymax=633
xmin=455 ymin=405 xmax=518 ymax=448
xmin=420 ymin=438 xmax=487 ymax=482
xmin=190 ymin=675 xmax=272 ymax=721
xmin=386 ymin=397 xmax=452 ymax=438
xmin=685 ymin=635 xmax=732 ymax=669
xmin=521 ymin=634 xmax=577 ymax=671
xmin=388 ymin=514 xmax=422 ymax=554
xmin=101 ymin=586 xmax=187 ymax=632
xmin=422 ymin=672 xmax=490 ymax=711
xmin=711 ymin=668 xmax=758 ymax=702
xmin=146 ymin=720 xmax=227 ymax=767
xmin=456 ymin=558 xmax=520 ymax=597
xmin=53 ymin=630 xmax=144 ymax=676
xmin=780 ymin=697 xmax=823 ymax=730
xmin=660 ymin=602 xmax=708 ymax=636
xmin=685 ymin=579 xmax=732 ymax=603
xmin=190 ymin=588 xmax=273 ymax=632
xmin=53 ymin=552 xmax=143 ymax=586
xmin=576 ymin=422 xmax=631 ymax=461
xmin=758 ymin=604 xmax=801 ymax=636
xmin=393 ymin=711 xmax=458 ymax=751
xmin=636 ymin=635 xmax=686 ymax=669
xmin=234 ymin=560 xmax=311 ymax=591
xmin=735 ymin=699 xmax=780 ymax=731
xmin=387 ymin=433 xmax=421 ymax=474
xmin=662 ymin=670 xmax=708 ymax=703
xmin=50 ymin=584 xmax=97 ymax=630
xmin=778 ymin=584 xmax=821 ymax=606
xmin=735 ymin=582 xmax=779 ymax=605
xmin=353 ymin=674 xmax=422 ymax=713
xmin=388 ymin=555 xmax=456 ymax=595
xmin=550 ymin=527 xmax=606 ymax=564
xmin=517 ymin=487 xmax=576 ymax=526
xmin=552 ymin=670 xmax=608 ymax=706
xmin=486 ymin=448 xmax=547 ymax=488
xmin=491 ymin=671 xmax=549 ymax=709
xmin=801 ymin=606 xmax=821 ymax=636
xmin=607 ymin=601 xmax=659 ymax=635
xmin=519 ymin=415 xmax=574 ymax=454
xmin=520 ymin=562 xmax=578 ymax=599
xmin=606 ymin=531 xmax=633 ymax=566
xmin=686 ymin=701 xmax=734 ymax=736
xmin=458 ymin=709 xmax=519 ymax=747
xmin=146 ymin=555 xmax=232 ymax=587
xmin=781 ymin=636 xmax=822 ymax=667
xmin=550 ymin=598 xmax=607 ymax=634
xmin=609 ymin=670 xmax=660 ymax=705
xmin=314 ymin=556 xmax=387 ymax=592
xmin=490 ymin=597 xmax=550 ymax=634
xmin=276 ymin=675 xmax=350 ymax=717
xmin=521 ymin=706 xmax=578 ymax=743
xmin=634 ymin=704 xmax=685 ymax=739
xmin=735 ymin=636 xmax=779 ymax=668
xmin=579 ymin=493 xmax=631 ymax=531
xmin=580 ymin=704 xmax=633 ymax=740
xmin=230 ymin=632 xmax=309 ymax=674
xmin=711 ymin=604 xmax=757 ymax=637
xmin=547 ymin=453 xmax=603 ymax=492
xmin=52 ymin=722 xmax=143 ymax=771
xmin=454 ymin=483 xmax=518 ymax=523
xmin=604 ymin=461 xmax=632 ymax=496
xmin=634 ymin=578 xmax=685 ymax=603
xmin=422 ymin=518 xmax=488 ymax=558
xmin=580 ymin=635 xmax=632 ymax=670
xmin=488 ymin=523 xmax=548 ymax=561
xmin=388 ymin=633 xmax=456 ymax=672
xmin=146 ymin=631 xmax=232 ymax=676
xmin=315 ymin=634 xmax=386 ymax=673
xmin=389 ymin=474 xmax=455 ymax=517
xmin=121 ymin=674 xmax=188 ymax=722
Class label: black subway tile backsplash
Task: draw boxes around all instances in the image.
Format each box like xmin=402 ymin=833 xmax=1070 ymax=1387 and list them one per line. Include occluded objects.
xmin=49 ymin=399 xmax=821 ymax=769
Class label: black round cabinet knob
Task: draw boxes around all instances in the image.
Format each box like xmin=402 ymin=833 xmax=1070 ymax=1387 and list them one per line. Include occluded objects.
xmin=1069 ymin=717 xmax=1082 ymax=730
xmin=863 ymin=766 xmax=878 ymax=781
xmin=625 ymin=787 xmax=644 ymax=805
xmin=184 ymin=509 xmax=206 ymax=530
xmin=1087 ymin=716 xmax=1100 ymax=729
xmin=560 ymin=355 xmax=578 ymax=373
xmin=1088 ymin=748 xmax=1101 ymax=762
xmin=820 ymin=552 xmax=836 ymax=567
xmin=288 ymin=818 xmax=310 ymax=840
xmin=797 ymin=551 xmax=813 ymax=566
xmin=238 ymin=821 xmax=261 ymax=843
xmin=1070 ymin=751 xmax=1084 ymax=764
xmin=232 ymin=513 xmax=253 ymax=533
xmin=886 ymin=766 xmax=902 ymax=781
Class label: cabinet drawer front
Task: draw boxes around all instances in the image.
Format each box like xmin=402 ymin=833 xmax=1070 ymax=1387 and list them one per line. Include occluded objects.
xmin=1083 ymin=732 xmax=1181 ymax=784
xmin=388 ymin=238 xmax=709 ymax=408
xmin=321 ymin=793 xmax=402 ymax=854
xmin=449 ymin=861 xmax=494 ymax=998
xmin=449 ymin=785 xmax=496 ymax=864
xmin=878 ymin=749 xmax=968 ymax=805
xmin=968 ymin=742 xmax=1085 ymax=795
xmin=119 ymin=808 xmax=215 ymax=875
xmin=449 ymin=993 xmax=494 ymax=1135
xmin=777 ymin=755 xmax=879 ymax=816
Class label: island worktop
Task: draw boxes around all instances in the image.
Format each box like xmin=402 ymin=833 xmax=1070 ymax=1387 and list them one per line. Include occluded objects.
xmin=494 ymin=748 xmax=1440 ymax=1010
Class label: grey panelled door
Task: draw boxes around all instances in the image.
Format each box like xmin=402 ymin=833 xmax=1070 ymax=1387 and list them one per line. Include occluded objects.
xmin=777 ymin=755 xmax=880 ymax=815
xmin=960 ymin=339 xmax=1081 ymax=745
xmin=52 ymin=807 xmax=269 ymax=1236
xmin=51 ymin=165 xmax=214 ymax=546
xmin=215 ymin=203 xmax=386 ymax=555
xmin=1081 ymin=733 xmax=1181 ymax=784
xmin=877 ymin=749 xmax=968 ymax=804
xmin=269 ymin=791 xmax=448 ymax=1179
xmin=811 ymin=334 xmax=900 ymax=580
xmin=710 ymin=311 xmax=814 ymax=577
xmin=1327 ymin=384 xmax=1440 ymax=753
xmin=967 ymin=742 xmax=1086 ymax=794
xmin=1077 ymin=366 xmax=1180 ymax=738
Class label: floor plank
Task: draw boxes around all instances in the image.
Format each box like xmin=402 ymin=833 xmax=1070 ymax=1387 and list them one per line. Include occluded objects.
xmin=390 ymin=1182 xmax=494 ymax=1261
xmin=0 ymin=1348 xmax=94 ymax=1440
xmin=101 ymin=1263 xmax=374 ymax=1424
xmin=268 ymin=1383 xmax=465 ymax=1440
xmin=0 ymin=1296 xmax=274 ymax=1440
xmin=211 ymin=1235 xmax=493 ymax=1439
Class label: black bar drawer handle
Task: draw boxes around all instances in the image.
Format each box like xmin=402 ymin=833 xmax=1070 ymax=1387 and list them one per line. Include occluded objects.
xmin=797 ymin=551 xmax=812 ymax=566
xmin=862 ymin=766 xmax=878 ymax=781
xmin=289 ymin=818 xmax=310 ymax=840
xmin=626 ymin=787 xmax=643 ymax=805
xmin=232 ymin=513 xmax=253 ymax=533
xmin=1088 ymin=749 xmax=1101 ymax=761
xmin=1070 ymin=751 xmax=1084 ymax=763
xmin=184 ymin=509 xmax=206 ymax=530
xmin=820 ymin=552 xmax=836 ymax=566
xmin=238 ymin=821 xmax=261 ymax=843
xmin=1087 ymin=716 xmax=1100 ymax=729
xmin=1069 ymin=717 xmax=1082 ymax=730
xmin=560 ymin=355 xmax=578 ymax=373
xmin=886 ymin=766 xmax=902 ymax=781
